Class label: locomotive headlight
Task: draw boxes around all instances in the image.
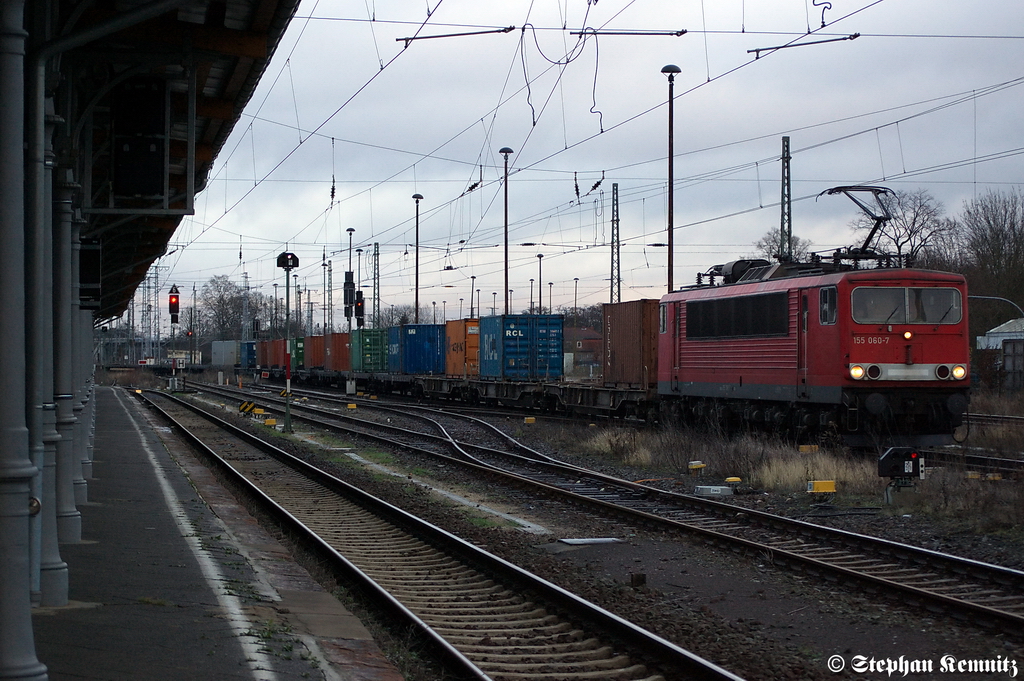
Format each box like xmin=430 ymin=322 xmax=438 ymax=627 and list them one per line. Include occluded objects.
xmin=952 ymin=364 xmax=967 ymax=380
xmin=849 ymin=365 xmax=865 ymax=380
xmin=903 ymin=331 xmax=913 ymax=340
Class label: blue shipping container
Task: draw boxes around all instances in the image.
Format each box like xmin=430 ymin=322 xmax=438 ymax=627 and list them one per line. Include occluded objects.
xmin=479 ymin=315 xmax=564 ymax=381
xmin=387 ymin=326 xmax=402 ymax=373
xmin=401 ymin=324 xmax=446 ymax=375
xmin=240 ymin=341 xmax=256 ymax=369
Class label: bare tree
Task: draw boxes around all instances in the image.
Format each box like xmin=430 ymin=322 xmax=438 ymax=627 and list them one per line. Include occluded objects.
xmin=850 ymin=188 xmax=947 ymax=264
xmin=200 ymin=275 xmax=246 ymax=341
xmin=750 ymin=230 xmax=813 ymax=262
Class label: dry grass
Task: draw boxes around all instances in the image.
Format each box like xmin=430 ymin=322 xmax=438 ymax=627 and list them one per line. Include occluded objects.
xmin=95 ymin=367 xmax=164 ymax=389
xmin=554 ymin=421 xmax=1024 ymax=531
xmin=968 ymin=388 xmax=1024 ymax=417
xmin=891 ymin=467 xmax=1024 ymax=529
xmin=564 ymin=423 xmax=880 ymax=496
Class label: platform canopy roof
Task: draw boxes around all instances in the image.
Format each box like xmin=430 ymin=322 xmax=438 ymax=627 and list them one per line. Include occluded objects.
xmin=41 ymin=0 xmax=300 ymax=320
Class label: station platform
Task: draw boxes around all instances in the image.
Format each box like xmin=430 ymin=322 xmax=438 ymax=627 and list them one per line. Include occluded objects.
xmin=31 ymin=386 xmax=403 ymax=681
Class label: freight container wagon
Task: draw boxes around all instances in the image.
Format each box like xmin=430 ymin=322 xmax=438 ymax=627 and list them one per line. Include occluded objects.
xmin=289 ymin=337 xmax=304 ymax=368
xmin=210 ymin=340 xmax=239 ymax=367
xmin=256 ymin=340 xmax=270 ymax=367
xmin=446 ymin=319 xmax=480 ymax=378
xmin=400 ymin=324 xmax=446 ymax=375
xmin=240 ymin=341 xmax=256 ymax=369
xmin=351 ymin=328 xmax=387 ymax=372
xmin=269 ymin=338 xmax=286 ymax=368
xmin=479 ymin=315 xmax=564 ymax=381
xmin=325 ymin=333 xmax=351 ymax=372
xmin=387 ymin=326 xmax=402 ymax=373
xmin=304 ymin=335 xmax=326 ymax=369
xmin=603 ymin=299 xmax=659 ymax=388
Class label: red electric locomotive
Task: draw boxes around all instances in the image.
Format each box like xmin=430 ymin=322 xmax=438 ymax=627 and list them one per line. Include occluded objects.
xmin=657 ymin=262 xmax=970 ymax=446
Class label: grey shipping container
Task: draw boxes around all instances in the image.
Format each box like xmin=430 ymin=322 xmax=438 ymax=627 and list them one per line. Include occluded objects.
xmin=211 ymin=340 xmax=239 ymax=367
xmin=479 ymin=315 xmax=563 ymax=381
xmin=603 ymin=300 xmax=659 ymax=388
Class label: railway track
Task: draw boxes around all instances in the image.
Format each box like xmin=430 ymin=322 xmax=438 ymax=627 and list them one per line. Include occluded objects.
xmin=137 ymin=388 xmax=741 ymax=681
xmin=190 ymin=382 xmax=1024 ymax=636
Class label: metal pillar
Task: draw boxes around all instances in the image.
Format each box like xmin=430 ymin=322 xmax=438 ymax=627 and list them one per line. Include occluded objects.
xmin=779 ymin=136 xmax=792 ymax=262
xmin=662 ymin=65 xmax=680 ymax=294
xmin=53 ymin=175 xmax=81 ymax=543
xmin=413 ymin=194 xmax=422 ymax=323
xmin=29 ymin=97 xmax=66 ymax=606
xmin=372 ymin=243 xmax=380 ymax=329
xmin=0 ymin=0 xmax=49 ymax=675
xmin=500 ymin=148 xmax=513 ymax=314
xmin=610 ymin=183 xmax=620 ymax=304
xmin=71 ymin=216 xmax=88 ymax=504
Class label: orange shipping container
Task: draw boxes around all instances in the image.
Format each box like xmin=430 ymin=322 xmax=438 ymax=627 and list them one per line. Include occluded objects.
xmin=603 ymin=300 xmax=659 ymax=388
xmin=304 ymin=335 xmax=326 ymax=369
xmin=326 ymin=333 xmax=351 ymax=372
xmin=445 ymin=319 xmax=480 ymax=377
xmin=269 ymin=338 xmax=287 ymax=368
xmin=256 ymin=340 xmax=270 ymax=367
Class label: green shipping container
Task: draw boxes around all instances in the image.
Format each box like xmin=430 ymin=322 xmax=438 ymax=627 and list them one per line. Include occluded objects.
xmin=351 ymin=328 xmax=387 ymax=372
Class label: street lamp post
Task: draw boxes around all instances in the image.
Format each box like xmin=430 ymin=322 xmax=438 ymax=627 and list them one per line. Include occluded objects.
xmin=536 ymin=254 xmax=543 ymax=313
xmin=548 ymin=281 xmax=553 ymax=314
xmin=500 ymin=147 xmax=513 ymax=314
xmin=573 ymin=277 xmax=579 ymax=327
xmin=469 ymin=275 xmax=476 ymax=317
xmin=492 ymin=292 xmax=497 ymax=316
xmin=662 ymin=64 xmax=681 ymax=294
xmin=277 ymin=252 xmax=299 ymax=433
xmin=529 ymin=279 xmax=534 ymax=314
xmin=413 ymin=193 xmax=423 ymax=323
xmin=294 ymin=277 xmax=301 ymax=336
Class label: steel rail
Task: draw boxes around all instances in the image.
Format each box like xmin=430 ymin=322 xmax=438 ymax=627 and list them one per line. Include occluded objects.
xmin=189 ymin=383 xmax=1024 ymax=632
xmin=138 ymin=389 xmax=745 ymax=681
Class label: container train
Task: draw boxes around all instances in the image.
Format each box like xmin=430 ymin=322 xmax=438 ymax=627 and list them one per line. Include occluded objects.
xmin=220 ymin=263 xmax=969 ymax=447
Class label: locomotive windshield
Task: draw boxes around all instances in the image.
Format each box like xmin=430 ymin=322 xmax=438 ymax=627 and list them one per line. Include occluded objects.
xmin=851 ymin=287 xmax=962 ymax=325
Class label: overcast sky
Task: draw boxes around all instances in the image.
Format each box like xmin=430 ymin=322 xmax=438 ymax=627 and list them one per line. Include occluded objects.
xmin=155 ymin=0 xmax=1024 ymax=324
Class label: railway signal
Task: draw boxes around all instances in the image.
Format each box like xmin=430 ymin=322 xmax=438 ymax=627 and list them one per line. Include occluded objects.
xmin=168 ymin=285 xmax=180 ymax=324
xmin=879 ymin=447 xmax=925 ymax=504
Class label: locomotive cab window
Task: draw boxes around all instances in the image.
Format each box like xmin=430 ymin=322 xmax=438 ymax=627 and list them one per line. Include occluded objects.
xmin=851 ymin=287 xmax=962 ymax=325
xmin=819 ymin=286 xmax=837 ymax=325
xmin=659 ymin=303 xmax=667 ymax=333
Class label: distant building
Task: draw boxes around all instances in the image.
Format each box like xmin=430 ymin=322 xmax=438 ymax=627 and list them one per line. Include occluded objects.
xmin=977 ymin=318 xmax=1024 ymax=350
xmin=564 ymin=326 xmax=602 ymax=376
xmin=977 ymin=319 xmax=1024 ymax=390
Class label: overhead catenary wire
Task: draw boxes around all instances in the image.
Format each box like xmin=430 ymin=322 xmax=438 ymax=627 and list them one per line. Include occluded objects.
xmin=164 ymin=1 xmax=1020 ymax=307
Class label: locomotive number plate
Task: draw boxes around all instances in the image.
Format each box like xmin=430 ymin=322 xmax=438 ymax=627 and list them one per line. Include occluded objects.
xmin=853 ymin=335 xmax=890 ymax=345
